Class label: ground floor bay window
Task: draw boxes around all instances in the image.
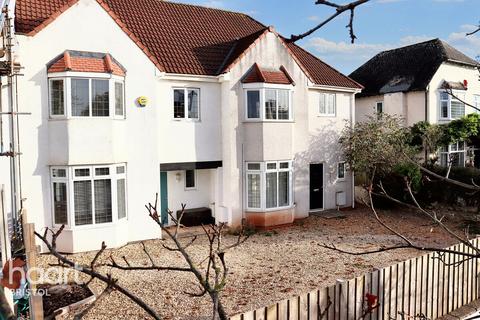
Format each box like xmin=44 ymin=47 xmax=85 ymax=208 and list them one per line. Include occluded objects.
xmin=439 ymin=142 xmax=466 ymax=167
xmin=246 ymin=161 xmax=293 ymax=211
xmin=51 ymin=164 xmax=127 ymax=227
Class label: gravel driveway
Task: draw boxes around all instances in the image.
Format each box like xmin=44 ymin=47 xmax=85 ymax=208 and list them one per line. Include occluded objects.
xmin=37 ymin=206 xmax=465 ymax=319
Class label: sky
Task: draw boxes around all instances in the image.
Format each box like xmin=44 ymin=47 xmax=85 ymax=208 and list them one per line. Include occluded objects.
xmin=172 ymin=0 xmax=480 ymax=75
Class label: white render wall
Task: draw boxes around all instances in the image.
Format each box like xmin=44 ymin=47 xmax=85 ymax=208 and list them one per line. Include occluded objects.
xmin=14 ymin=0 xmax=161 ymax=252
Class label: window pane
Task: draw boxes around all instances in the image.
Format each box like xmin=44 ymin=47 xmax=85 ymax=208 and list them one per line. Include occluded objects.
xmin=92 ymin=79 xmax=109 ymax=117
xmin=53 ymin=182 xmax=68 ymax=225
xmin=95 ymin=167 xmax=110 ymax=176
xmin=188 ymin=89 xmax=199 ymax=119
xmin=265 ymin=89 xmax=277 ymax=120
xmin=50 ymin=80 xmax=64 ymax=115
xmin=71 ymin=79 xmax=89 ymax=116
xmin=338 ymin=163 xmax=345 ymax=179
xmin=441 ymin=101 xmax=449 ymax=118
xmin=440 ymin=153 xmax=448 ymax=167
xmin=247 ymin=174 xmax=261 ymax=208
xmin=279 ymin=162 xmax=289 ymax=169
xmin=247 ymin=163 xmax=260 ymax=171
xmin=115 ymin=82 xmax=124 ymax=116
xmin=278 ymin=90 xmax=289 ymax=120
xmin=278 ymin=171 xmax=289 ymax=207
xmin=247 ymin=91 xmax=260 ymax=119
xmin=116 ymin=166 xmax=125 ymax=174
xmin=117 ymin=178 xmax=127 ymax=219
xmin=74 ymin=180 xmax=92 ymax=225
xmin=174 ymin=89 xmax=185 ymax=118
xmin=52 ymin=168 xmax=66 ymax=178
xmin=319 ymin=93 xmax=326 ymax=114
xmin=376 ymin=102 xmax=383 ymax=114
xmin=440 ymin=92 xmax=449 ymax=100
xmin=266 ymin=172 xmax=277 ymax=208
xmin=451 ymin=100 xmax=465 ymax=119
xmin=185 ymin=170 xmax=195 ymax=188
xmin=267 ymin=163 xmax=277 ymax=170
xmin=75 ymin=168 xmax=90 ymax=177
xmin=94 ymin=179 xmax=112 ymax=223
xmin=327 ymin=94 xmax=335 ymax=115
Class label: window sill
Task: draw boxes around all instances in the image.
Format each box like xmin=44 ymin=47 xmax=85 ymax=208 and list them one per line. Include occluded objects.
xmin=243 ymin=120 xmax=295 ymax=123
xmin=172 ymin=118 xmax=201 ymax=123
xmin=245 ymin=206 xmax=294 ymax=212
xmin=317 ymin=114 xmax=336 ymax=118
xmin=48 ymin=117 xmax=126 ymax=121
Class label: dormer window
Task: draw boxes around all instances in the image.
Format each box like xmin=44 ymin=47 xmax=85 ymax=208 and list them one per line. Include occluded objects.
xmin=47 ymin=51 xmax=126 ymax=119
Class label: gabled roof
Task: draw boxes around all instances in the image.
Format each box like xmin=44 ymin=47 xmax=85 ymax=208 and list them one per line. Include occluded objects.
xmin=349 ymin=38 xmax=479 ymax=97
xmin=47 ymin=50 xmax=126 ymax=76
xmin=15 ymin=0 xmax=361 ymax=89
xmin=242 ymin=64 xmax=294 ymax=85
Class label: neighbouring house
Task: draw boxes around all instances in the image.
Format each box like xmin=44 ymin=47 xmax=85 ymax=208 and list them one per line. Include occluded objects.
xmin=350 ymin=39 xmax=480 ymax=167
xmin=1 ymin=0 xmax=362 ymax=253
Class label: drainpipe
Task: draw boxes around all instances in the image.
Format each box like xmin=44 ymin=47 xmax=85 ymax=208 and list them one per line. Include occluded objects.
xmin=350 ymin=93 xmax=355 ymax=209
xmin=424 ymin=87 xmax=429 ymax=162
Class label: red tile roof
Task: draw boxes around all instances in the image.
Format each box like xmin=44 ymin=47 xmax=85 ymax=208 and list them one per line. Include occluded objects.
xmin=15 ymin=0 xmax=361 ymax=89
xmin=47 ymin=50 xmax=126 ymax=76
xmin=242 ymin=63 xmax=294 ymax=85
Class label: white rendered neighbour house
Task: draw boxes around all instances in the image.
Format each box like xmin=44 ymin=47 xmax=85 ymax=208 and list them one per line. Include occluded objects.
xmin=0 ymin=0 xmax=362 ymax=253
xmin=350 ymin=39 xmax=480 ymax=167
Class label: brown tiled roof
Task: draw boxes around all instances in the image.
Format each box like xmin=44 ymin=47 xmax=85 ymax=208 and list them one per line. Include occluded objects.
xmin=15 ymin=0 xmax=361 ymax=89
xmin=47 ymin=50 xmax=126 ymax=76
xmin=242 ymin=63 xmax=294 ymax=85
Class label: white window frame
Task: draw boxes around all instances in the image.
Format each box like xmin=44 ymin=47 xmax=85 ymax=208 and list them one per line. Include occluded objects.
xmin=439 ymin=90 xmax=465 ymax=120
xmin=243 ymin=84 xmax=293 ymax=122
xmin=47 ymin=72 xmax=125 ymax=120
xmin=114 ymin=81 xmax=126 ymax=119
xmin=173 ymin=87 xmax=201 ymax=121
xmin=375 ymin=101 xmax=383 ymax=114
xmin=337 ymin=162 xmax=346 ymax=180
xmin=439 ymin=142 xmax=466 ymax=167
xmin=50 ymin=163 xmax=127 ymax=229
xmin=245 ymin=161 xmax=293 ymax=212
xmin=49 ymin=78 xmax=66 ymax=118
xmin=184 ymin=169 xmax=197 ymax=190
xmin=318 ymin=92 xmax=336 ymax=117
xmin=474 ymin=95 xmax=480 ymax=113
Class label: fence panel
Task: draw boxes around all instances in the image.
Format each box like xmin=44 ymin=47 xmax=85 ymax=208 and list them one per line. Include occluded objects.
xmin=230 ymin=238 xmax=480 ymax=320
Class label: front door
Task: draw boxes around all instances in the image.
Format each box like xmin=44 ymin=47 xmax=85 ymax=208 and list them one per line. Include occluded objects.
xmin=160 ymin=172 xmax=169 ymax=225
xmin=309 ymin=163 xmax=324 ymax=210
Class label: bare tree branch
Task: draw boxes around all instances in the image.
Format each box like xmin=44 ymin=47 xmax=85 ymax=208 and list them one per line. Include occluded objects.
xmin=289 ymin=0 xmax=370 ymax=43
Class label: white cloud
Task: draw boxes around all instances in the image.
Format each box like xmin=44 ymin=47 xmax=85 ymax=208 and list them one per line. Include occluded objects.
xmin=201 ymin=0 xmax=225 ymax=8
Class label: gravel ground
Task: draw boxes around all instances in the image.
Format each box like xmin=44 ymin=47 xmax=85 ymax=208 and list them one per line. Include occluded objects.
xmin=36 ymin=206 xmax=467 ymax=319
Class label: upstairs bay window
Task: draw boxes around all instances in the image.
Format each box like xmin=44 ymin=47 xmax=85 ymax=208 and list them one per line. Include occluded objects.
xmin=245 ymin=88 xmax=292 ymax=121
xmin=51 ymin=164 xmax=127 ymax=227
xmin=173 ymin=88 xmax=200 ymax=120
xmin=440 ymin=91 xmax=465 ymax=120
xmin=49 ymin=76 xmax=125 ymax=118
xmin=246 ymin=161 xmax=293 ymax=211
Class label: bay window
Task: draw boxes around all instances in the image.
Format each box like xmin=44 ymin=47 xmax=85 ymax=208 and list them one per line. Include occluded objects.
xmin=48 ymin=76 xmax=125 ymax=119
xmin=51 ymin=164 xmax=127 ymax=227
xmin=173 ymin=88 xmax=200 ymax=120
xmin=246 ymin=161 xmax=293 ymax=211
xmin=245 ymin=88 xmax=292 ymax=121
xmin=474 ymin=95 xmax=480 ymax=113
xmin=440 ymin=91 xmax=465 ymax=120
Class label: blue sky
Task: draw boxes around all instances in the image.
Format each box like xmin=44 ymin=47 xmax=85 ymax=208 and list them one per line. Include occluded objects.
xmin=174 ymin=0 xmax=480 ymax=75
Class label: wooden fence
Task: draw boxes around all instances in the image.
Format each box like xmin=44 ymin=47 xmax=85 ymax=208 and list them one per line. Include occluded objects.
xmin=230 ymin=238 xmax=480 ymax=320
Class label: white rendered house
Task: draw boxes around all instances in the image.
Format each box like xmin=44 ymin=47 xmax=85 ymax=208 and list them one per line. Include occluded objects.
xmin=350 ymin=39 xmax=480 ymax=167
xmin=0 ymin=0 xmax=362 ymax=253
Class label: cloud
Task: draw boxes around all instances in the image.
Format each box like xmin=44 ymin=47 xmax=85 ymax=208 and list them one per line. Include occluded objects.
xmin=201 ymin=0 xmax=225 ymax=8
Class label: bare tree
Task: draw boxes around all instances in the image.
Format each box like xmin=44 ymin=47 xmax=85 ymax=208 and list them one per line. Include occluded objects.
xmin=35 ymin=196 xmax=249 ymax=320
xmin=289 ymin=0 xmax=370 ymax=43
